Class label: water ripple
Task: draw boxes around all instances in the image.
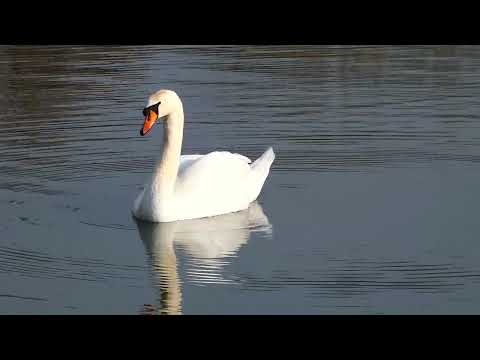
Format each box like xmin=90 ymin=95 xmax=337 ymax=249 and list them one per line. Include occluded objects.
xmin=0 ymin=244 xmax=146 ymax=283
xmin=236 ymin=258 xmax=480 ymax=298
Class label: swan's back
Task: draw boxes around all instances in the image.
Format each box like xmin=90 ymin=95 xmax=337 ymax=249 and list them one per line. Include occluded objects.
xmin=176 ymin=151 xmax=252 ymax=198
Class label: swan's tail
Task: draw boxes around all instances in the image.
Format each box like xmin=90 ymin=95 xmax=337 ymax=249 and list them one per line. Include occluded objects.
xmin=248 ymin=147 xmax=275 ymax=203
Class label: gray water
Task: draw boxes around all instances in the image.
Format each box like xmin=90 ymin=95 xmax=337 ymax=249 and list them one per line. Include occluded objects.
xmin=1 ymin=45 xmax=480 ymax=314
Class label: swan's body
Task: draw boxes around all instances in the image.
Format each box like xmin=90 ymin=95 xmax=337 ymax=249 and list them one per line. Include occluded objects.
xmin=132 ymin=89 xmax=275 ymax=223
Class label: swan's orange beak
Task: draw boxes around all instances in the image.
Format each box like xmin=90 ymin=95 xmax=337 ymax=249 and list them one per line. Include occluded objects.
xmin=140 ymin=110 xmax=158 ymax=136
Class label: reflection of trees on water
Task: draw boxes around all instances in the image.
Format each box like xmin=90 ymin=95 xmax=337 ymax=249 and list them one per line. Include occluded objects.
xmin=0 ymin=46 xmax=143 ymax=141
xmin=171 ymin=45 xmax=472 ymax=80
xmin=0 ymin=46 xmax=149 ymax=191
xmin=1 ymin=45 xmax=480 ymax=177
xmin=169 ymin=45 xmax=480 ymax=171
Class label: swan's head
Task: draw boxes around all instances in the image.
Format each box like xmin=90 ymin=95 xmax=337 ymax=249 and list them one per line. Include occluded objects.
xmin=140 ymin=89 xmax=182 ymax=136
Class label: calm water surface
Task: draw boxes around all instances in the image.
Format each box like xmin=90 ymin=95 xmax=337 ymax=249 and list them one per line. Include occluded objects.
xmin=1 ymin=45 xmax=480 ymax=314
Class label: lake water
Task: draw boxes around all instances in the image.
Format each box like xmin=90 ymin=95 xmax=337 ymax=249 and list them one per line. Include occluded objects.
xmin=1 ymin=45 xmax=480 ymax=314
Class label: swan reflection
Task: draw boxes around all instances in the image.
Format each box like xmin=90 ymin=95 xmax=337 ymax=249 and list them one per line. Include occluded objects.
xmin=135 ymin=202 xmax=272 ymax=315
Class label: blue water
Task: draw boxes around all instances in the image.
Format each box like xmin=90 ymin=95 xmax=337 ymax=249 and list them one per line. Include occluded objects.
xmin=1 ymin=45 xmax=480 ymax=314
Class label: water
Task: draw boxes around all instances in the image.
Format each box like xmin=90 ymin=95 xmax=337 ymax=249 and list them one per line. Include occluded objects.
xmin=1 ymin=45 xmax=480 ymax=314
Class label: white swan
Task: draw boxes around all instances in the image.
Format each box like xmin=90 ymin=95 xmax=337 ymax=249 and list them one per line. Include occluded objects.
xmin=132 ymin=89 xmax=275 ymax=223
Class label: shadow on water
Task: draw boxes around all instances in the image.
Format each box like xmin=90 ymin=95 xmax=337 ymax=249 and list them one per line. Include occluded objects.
xmin=134 ymin=202 xmax=272 ymax=315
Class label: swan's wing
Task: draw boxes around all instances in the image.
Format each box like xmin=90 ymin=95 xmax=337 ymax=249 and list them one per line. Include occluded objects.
xmin=176 ymin=151 xmax=252 ymax=192
xmin=182 ymin=153 xmax=251 ymax=164
xmin=228 ymin=153 xmax=252 ymax=164
xmin=179 ymin=154 xmax=203 ymax=174
xmin=180 ymin=155 xmax=204 ymax=162
xmin=179 ymin=152 xmax=251 ymax=174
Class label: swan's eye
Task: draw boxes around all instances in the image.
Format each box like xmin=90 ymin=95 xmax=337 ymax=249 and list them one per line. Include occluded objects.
xmin=142 ymin=108 xmax=148 ymax=117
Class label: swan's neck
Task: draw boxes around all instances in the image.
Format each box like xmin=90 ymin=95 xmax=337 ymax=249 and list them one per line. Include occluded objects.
xmin=152 ymin=109 xmax=184 ymax=196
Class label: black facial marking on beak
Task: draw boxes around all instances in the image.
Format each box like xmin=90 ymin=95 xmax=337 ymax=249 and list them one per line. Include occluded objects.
xmin=152 ymin=101 xmax=160 ymax=114
xmin=142 ymin=101 xmax=161 ymax=117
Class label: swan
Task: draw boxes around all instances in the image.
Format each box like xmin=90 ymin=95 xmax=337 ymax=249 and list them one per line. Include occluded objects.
xmin=132 ymin=89 xmax=275 ymax=223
